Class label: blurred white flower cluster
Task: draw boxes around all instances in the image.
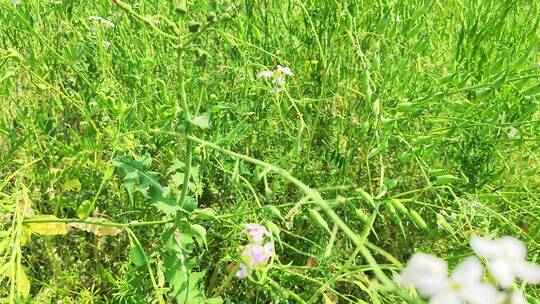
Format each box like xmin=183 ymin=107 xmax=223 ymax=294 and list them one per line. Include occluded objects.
xmin=236 ymin=223 xmax=275 ymax=279
xmin=257 ymin=65 xmax=294 ymax=94
xmin=396 ymin=236 xmax=540 ymax=304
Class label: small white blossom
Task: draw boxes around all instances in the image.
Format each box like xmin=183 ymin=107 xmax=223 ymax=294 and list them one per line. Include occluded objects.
xmin=271 ymin=87 xmax=282 ymax=94
xmin=103 ymin=41 xmax=111 ymax=50
xmin=396 ymin=254 xmax=502 ymax=304
xmin=11 ymin=0 xmax=21 ymax=5
xmin=471 ymin=236 xmax=540 ymax=288
xmin=272 ymin=74 xmax=285 ymax=86
xmin=256 ymin=70 xmax=274 ymax=78
xmin=88 ymin=16 xmax=115 ymax=28
xmin=277 ymin=65 xmax=294 ymax=76
xmin=507 ymin=127 xmax=518 ymax=139
xmin=510 ymin=291 xmax=526 ymax=304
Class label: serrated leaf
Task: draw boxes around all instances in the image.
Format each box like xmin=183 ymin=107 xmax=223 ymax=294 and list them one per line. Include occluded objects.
xmin=27 ymin=215 xmax=69 ymax=235
xmin=191 ymin=113 xmax=210 ymax=129
xmin=153 ymin=201 xmax=182 ymax=216
xmin=112 ymin=155 xmax=168 ymax=205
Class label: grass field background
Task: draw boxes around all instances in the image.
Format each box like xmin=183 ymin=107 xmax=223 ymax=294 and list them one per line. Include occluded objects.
xmin=1 ymin=0 xmax=540 ymax=303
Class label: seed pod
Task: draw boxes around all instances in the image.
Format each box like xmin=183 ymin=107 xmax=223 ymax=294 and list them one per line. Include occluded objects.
xmin=384 ymin=202 xmax=401 ymax=226
xmin=409 ymin=209 xmax=428 ymax=231
xmin=433 ymin=175 xmax=460 ymax=185
xmin=354 ymin=188 xmax=376 ymax=209
xmin=263 ymin=205 xmax=284 ymax=221
xmin=308 ymin=208 xmax=331 ymax=234
xmin=355 ymin=208 xmax=370 ymax=224
xmin=436 ymin=213 xmax=453 ymax=233
xmin=391 ymin=199 xmax=409 ymax=216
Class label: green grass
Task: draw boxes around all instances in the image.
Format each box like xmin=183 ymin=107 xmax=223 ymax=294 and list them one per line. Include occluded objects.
xmin=1 ymin=0 xmax=540 ymax=303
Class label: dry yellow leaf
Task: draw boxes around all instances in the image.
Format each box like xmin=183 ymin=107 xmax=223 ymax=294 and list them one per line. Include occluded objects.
xmin=27 ymin=215 xmax=68 ymax=236
xmin=69 ymin=217 xmax=123 ymax=236
xmin=16 ymin=266 xmax=30 ymax=298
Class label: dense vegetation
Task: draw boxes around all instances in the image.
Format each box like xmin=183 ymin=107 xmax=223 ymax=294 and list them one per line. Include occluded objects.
xmin=1 ymin=0 xmax=540 ymax=303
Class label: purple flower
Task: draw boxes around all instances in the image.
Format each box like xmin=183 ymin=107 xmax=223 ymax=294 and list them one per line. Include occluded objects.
xmin=236 ymin=263 xmax=250 ymax=279
xmin=241 ymin=242 xmax=275 ymax=267
xmin=244 ymin=223 xmax=270 ymax=244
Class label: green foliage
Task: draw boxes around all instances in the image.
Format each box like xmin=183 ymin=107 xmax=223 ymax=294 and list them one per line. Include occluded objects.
xmin=1 ymin=0 xmax=540 ymax=303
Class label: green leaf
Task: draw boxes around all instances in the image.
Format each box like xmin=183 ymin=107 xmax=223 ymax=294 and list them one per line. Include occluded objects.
xmin=112 ymin=155 xmax=169 ymax=205
xmin=433 ymin=175 xmax=460 ymax=185
xmin=129 ymin=240 xmax=147 ymax=267
xmin=153 ymin=201 xmax=182 ymax=216
xmin=181 ymin=196 xmax=197 ymax=212
xmin=77 ymin=200 xmax=92 ymax=219
xmin=191 ymin=113 xmax=210 ymax=129
xmin=190 ymin=224 xmax=207 ymax=249
xmin=207 ymin=297 xmax=223 ymax=304
xmin=193 ymin=208 xmax=218 ymax=220
xmin=62 ymin=179 xmax=81 ymax=193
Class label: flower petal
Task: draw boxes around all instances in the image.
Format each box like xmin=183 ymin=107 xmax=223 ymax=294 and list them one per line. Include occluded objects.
xmin=461 ymin=282 xmax=504 ymax=304
xmin=395 ymin=253 xmax=448 ymax=297
xmin=277 ymin=65 xmax=294 ymax=76
xmin=510 ymin=290 xmax=526 ymax=304
xmin=515 ymin=261 xmax=540 ymax=284
xmin=429 ymin=292 xmax=461 ymax=304
xmin=488 ymin=259 xmax=515 ymax=288
xmin=451 ymin=256 xmax=483 ymax=285
xmin=236 ymin=263 xmax=250 ymax=279
xmin=470 ymin=236 xmax=500 ymax=259
xmin=498 ymin=236 xmax=527 ymax=261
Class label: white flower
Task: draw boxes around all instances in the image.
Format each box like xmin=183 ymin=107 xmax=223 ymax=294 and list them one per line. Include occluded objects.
xmin=271 ymin=87 xmax=282 ymax=94
xmin=509 ymin=291 xmax=526 ymax=304
xmin=256 ymin=70 xmax=274 ymax=78
xmin=88 ymin=16 xmax=115 ymax=28
xmin=103 ymin=41 xmax=111 ymax=50
xmin=396 ymin=254 xmax=503 ymax=304
xmin=471 ymin=236 xmax=540 ymax=288
xmin=395 ymin=253 xmax=448 ymax=297
xmin=11 ymin=0 xmax=21 ymax=5
xmin=507 ymin=127 xmax=518 ymax=139
xmin=277 ymin=65 xmax=294 ymax=76
xmin=272 ymin=74 xmax=285 ymax=86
